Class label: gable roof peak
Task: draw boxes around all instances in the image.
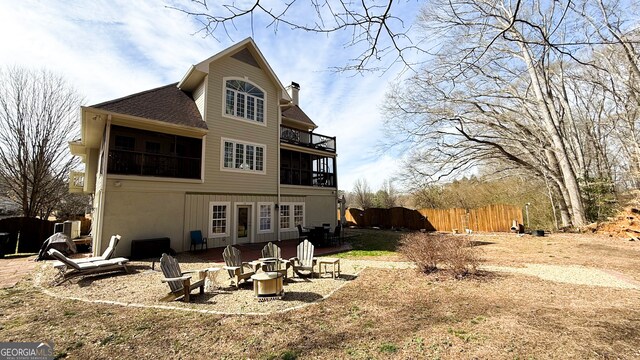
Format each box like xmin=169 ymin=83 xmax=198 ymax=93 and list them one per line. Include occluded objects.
xmin=178 ymin=38 xmax=290 ymax=102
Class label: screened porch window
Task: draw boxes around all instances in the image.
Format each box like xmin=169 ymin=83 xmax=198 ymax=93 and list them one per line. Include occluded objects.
xmin=107 ymin=125 xmax=202 ymax=179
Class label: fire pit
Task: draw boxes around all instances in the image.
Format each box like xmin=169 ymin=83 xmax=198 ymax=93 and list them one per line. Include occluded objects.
xmin=251 ymin=272 xmax=284 ymax=300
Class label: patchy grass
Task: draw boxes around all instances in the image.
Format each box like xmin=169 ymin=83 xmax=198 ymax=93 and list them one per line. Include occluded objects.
xmin=378 ymin=342 xmax=398 ymax=353
xmin=337 ymin=228 xmax=402 ymax=258
xmin=335 ymin=249 xmax=396 ymax=258
xmin=1 ymin=231 xmax=640 ymax=358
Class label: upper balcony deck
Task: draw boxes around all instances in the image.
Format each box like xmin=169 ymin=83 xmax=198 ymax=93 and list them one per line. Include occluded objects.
xmin=280 ymin=125 xmax=336 ymax=153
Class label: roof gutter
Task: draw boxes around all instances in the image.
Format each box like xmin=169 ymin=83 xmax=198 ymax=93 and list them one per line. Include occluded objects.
xmin=177 ymin=65 xmax=196 ymax=89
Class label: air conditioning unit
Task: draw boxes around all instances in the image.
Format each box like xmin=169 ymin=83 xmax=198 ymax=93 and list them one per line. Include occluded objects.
xmin=63 ymin=220 xmax=81 ymax=239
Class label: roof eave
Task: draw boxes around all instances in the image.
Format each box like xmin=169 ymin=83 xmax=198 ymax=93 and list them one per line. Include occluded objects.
xmin=282 ymin=116 xmax=318 ymax=130
xmin=83 ymin=106 xmax=209 ymax=135
xmin=177 ymin=66 xmax=207 ymax=92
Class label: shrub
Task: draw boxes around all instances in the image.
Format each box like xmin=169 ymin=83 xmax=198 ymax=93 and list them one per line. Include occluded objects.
xmin=398 ymin=233 xmax=479 ymax=278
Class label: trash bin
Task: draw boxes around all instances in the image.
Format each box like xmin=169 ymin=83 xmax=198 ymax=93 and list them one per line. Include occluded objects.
xmin=0 ymin=232 xmax=10 ymax=258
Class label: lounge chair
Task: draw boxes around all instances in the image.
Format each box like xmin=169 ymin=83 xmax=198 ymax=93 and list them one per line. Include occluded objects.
xmin=259 ymin=242 xmax=291 ymax=279
xmin=222 ymin=245 xmax=255 ymax=288
xmin=289 ymin=239 xmax=317 ymax=277
xmin=51 ymin=235 xmax=121 ymax=267
xmin=159 ymin=253 xmax=217 ymax=302
xmin=189 ymin=230 xmax=208 ymax=251
xmin=48 ymin=248 xmax=129 ymax=285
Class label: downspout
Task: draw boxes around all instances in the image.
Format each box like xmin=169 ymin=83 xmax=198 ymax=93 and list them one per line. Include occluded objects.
xmin=96 ymin=114 xmax=112 ymax=255
xmin=277 ymin=100 xmax=286 ymax=241
xmin=274 ymin=101 xmax=286 ymax=241
xmin=334 ymin=149 xmax=339 ymax=228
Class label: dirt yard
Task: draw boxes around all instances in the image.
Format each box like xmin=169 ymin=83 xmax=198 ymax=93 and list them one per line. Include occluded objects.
xmin=1 ymin=231 xmax=639 ymax=359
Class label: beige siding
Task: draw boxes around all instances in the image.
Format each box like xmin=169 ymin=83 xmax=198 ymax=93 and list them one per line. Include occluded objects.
xmin=204 ymin=54 xmax=279 ymax=194
xmin=280 ymin=185 xmax=336 ymax=197
xmin=193 ymin=79 xmax=206 ymax=118
xmin=305 ymin=195 xmax=338 ymax=229
xmin=104 ymin=177 xmax=202 ymax=194
xmin=100 ymin=191 xmax=185 ymax=257
xmin=184 ymin=193 xmax=281 ymax=248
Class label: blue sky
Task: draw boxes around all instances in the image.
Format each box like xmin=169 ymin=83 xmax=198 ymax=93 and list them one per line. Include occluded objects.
xmin=0 ymin=0 xmax=422 ymax=192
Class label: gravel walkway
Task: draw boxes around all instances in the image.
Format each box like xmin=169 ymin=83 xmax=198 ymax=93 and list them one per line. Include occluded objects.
xmin=481 ymin=264 xmax=640 ymax=290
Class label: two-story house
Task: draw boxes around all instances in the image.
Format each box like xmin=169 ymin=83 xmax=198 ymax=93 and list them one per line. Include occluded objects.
xmin=69 ymin=38 xmax=338 ymax=257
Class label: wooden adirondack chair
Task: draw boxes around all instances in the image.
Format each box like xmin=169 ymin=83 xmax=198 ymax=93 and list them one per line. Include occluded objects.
xmin=222 ymin=245 xmax=255 ymax=288
xmin=261 ymin=241 xmax=280 ymax=259
xmin=159 ymin=253 xmax=209 ymax=302
xmin=289 ymin=239 xmax=317 ymax=277
xmin=260 ymin=242 xmax=291 ymax=279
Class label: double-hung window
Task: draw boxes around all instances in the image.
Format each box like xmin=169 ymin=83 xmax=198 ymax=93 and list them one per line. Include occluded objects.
xmin=279 ymin=205 xmax=290 ymax=230
xmin=258 ymin=202 xmax=273 ymax=233
xmin=280 ymin=203 xmax=304 ymax=230
xmin=225 ymin=79 xmax=265 ymax=124
xmin=209 ymin=202 xmax=230 ymax=237
xmin=221 ymin=138 xmax=265 ymax=173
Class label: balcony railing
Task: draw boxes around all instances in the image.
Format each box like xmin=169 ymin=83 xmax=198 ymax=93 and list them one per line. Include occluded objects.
xmin=107 ymin=149 xmax=201 ymax=179
xmin=280 ymin=169 xmax=336 ymax=187
xmin=69 ymin=171 xmax=85 ymax=193
xmin=280 ymin=125 xmax=336 ymax=152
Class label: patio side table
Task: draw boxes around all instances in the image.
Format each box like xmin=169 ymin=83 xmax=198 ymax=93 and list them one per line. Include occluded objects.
xmin=317 ymin=257 xmax=340 ymax=279
xmin=205 ymin=267 xmax=221 ymax=292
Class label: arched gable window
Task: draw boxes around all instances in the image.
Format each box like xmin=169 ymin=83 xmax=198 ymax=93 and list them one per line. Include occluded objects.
xmin=225 ymin=79 xmax=265 ymax=123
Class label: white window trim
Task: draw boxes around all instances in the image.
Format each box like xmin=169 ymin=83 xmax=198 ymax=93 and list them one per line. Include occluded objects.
xmin=279 ymin=202 xmax=305 ymax=231
xmin=257 ymin=202 xmax=274 ymax=234
xmin=221 ymin=76 xmax=267 ymax=127
xmin=209 ymin=201 xmax=231 ymax=238
xmin=220 ymin=137 xmax=267 ymax=175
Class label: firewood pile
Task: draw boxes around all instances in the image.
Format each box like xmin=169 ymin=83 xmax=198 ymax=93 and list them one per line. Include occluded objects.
xmin=589 ymin=207 xmax=640 ymax=241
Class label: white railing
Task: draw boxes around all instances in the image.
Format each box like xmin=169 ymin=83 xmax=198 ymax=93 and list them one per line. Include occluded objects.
xmin=69 ymin=171 xmax=85 ymax=193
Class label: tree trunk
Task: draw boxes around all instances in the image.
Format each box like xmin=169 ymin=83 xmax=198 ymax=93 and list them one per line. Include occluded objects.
xmin=518 ymin=41 xmax=587 ymax=226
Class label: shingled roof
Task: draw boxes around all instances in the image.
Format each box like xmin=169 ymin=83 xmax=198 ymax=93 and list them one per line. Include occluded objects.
xmin=282 ymin=105 xmax=317 ymax=128
xmin=90 ymin=83 xmax=207 ymax=130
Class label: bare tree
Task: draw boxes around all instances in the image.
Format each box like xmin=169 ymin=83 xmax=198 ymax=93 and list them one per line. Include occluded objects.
xmin=375 ymin=178 xmax=398 ymax=208
xmin=383 ymin=0 xmax=640 ymax=227
xmin=169 ymin=0 xmax=421 ymax=72
xmin=0 ymin=67 xmax=82 ymax=218
xmin=55 ymin=192 xmax=92 ymax=219
xmin=352 ymin=178 xmax=374 ymax=209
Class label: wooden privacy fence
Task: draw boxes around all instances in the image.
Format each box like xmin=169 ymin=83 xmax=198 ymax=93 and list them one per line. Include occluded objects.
xmin=341 ymin=205 xmax=523 ymax=232
xmin=0 ymin=217 xmax=56 ymax=254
